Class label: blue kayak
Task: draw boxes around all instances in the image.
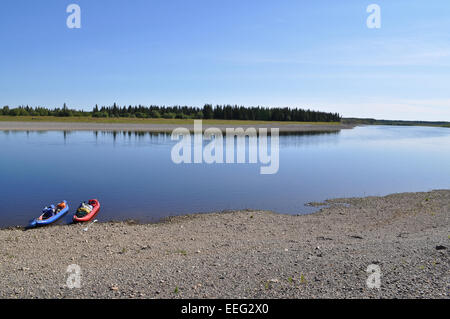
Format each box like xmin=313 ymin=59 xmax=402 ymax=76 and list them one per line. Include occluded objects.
xmin=28 ymin=201 xmax=69 ymax=228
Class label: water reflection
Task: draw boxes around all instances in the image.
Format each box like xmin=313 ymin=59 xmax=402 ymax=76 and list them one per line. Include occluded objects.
xmin=45 ymin=129 xmax=342 ymax=147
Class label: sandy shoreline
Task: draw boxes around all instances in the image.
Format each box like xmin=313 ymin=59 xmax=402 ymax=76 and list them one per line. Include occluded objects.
xmin=0 ymin=190 xmax=448 ymax=299
xmin=0 ymin=121 xmax=355 ymax=133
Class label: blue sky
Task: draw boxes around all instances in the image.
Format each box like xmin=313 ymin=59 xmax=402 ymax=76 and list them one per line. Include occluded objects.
xmin=0 ymin=0 xmax=449 ymax=120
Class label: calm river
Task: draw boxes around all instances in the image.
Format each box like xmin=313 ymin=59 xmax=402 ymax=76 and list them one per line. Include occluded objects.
xmin=0 ymin=125 xmax=449 ymax=227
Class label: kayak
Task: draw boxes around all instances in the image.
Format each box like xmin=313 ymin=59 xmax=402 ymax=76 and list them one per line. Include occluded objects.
xmin=73 ymin=199 xmax=100 ymax=222
xmin=28 ymin=201 xmax=69 ymax=228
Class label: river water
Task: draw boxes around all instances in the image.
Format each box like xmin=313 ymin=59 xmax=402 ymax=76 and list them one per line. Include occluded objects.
xmin=0 ymin=125 xmax=449 ymax=227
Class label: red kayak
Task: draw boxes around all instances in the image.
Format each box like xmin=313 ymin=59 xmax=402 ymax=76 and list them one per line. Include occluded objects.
xmin=73 ymin=199 xmax=100 ymax=222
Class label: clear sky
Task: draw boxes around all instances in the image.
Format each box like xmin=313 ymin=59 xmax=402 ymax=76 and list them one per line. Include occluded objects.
xmin=0 ymin=0 xmax=449 ymax=120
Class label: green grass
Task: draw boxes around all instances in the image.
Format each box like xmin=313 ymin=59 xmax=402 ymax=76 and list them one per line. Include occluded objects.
xmin=176 ymin=249 xmax=187 ymax=256
xmin=0 ymin=115 xmax=341 ymax=126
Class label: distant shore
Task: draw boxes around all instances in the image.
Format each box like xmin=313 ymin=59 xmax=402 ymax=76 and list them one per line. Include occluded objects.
xmin=0 ymin=117 xmax=355 ymax=133
xmin=0 ymin=120 xmax=355 ymax=133
xmin=0 ymin=190 xmax=448 ymax=298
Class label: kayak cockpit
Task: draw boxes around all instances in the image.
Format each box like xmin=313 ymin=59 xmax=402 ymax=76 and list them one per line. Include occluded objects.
xmin=29 ymin=201 xmax=69 ymax=227
xmin=39 ymin=202 xmax=67 ymax=220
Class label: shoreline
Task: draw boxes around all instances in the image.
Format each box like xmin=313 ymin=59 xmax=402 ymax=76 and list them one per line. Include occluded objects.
xmin=0 ymin=121 xmax=355 ymax=133
xmin=0 ymin=190 xmax=448 ymax=298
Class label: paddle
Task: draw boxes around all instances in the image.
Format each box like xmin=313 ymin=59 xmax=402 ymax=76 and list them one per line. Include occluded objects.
xmin=83 ymin=219 xmax=98 ymax=232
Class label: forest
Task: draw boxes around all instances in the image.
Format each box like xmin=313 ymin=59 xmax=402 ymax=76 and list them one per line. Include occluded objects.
xmin=0 ymin=104 xmax=341 ymax=122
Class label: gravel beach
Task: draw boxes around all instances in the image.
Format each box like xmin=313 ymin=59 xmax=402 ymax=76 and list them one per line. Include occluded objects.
xmin=0 ymin=190 xmax=448 ymax=299
xmin=0 ymin=121 xmax=354 ymax=133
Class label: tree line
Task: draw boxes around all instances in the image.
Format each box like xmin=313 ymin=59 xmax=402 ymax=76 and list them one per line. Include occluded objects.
xmin=1 ymin=103 xmax=341 ymax=122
